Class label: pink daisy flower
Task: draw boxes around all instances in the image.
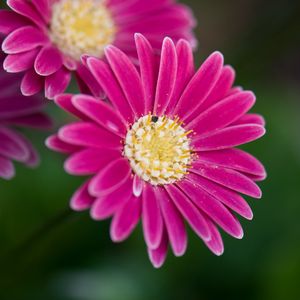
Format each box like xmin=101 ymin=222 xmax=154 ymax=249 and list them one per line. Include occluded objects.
xmin=0 ymin=50 xmax=52 ymax=180
xmin=46 ymin=34 xmax=266 ymax=268
xmin=0 ymin=0 xmax=196 ymax=99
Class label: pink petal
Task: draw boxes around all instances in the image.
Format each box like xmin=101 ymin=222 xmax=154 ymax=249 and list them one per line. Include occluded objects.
xmin=2 ymin=26 xmax=48 ymax=54
xmin=70 ymin=179 xmax=95 ymax=211
xmin=172 ymin=52 xmax=223 ymax=120
xmin=165 ymin=39 xmax=195 ymax=115
xmin=90 ymin=176 xmax=133 ymax=220
xmin=148 ymin=229 xmax=168 ymax=269
xmin=233 ymin=114 xmax=266 ymax=126
xmin=45 ymin=134 xmax=81 ymax=154
xmin=54 ymin=94 xmax=87 ymax=120
xmin=86 ymin=57 xmax=134 ymax=123
xmin=7 ymin=0 xmax=45 ymax=27
xmin=197 ymin=148 xmax=266 ymax=177
xmin=186 ymin=65 xmax=235 ymax=121
xmin=156 ymin=187 xmax=187 ymax=256
xmin=6 ymin=112 xmax=52 ymax=129
xmin=192 ymin=124 xmax=266 ymax=151
xmin=4 ymin=48 xmax=40 ymax=73
xmin=64 ymin=148 xmax=120 ymax=175
xmin=142 ymin=184 xmax=164 ymax=249
xmin=88 ymin=158 xmax=131 ymax=197
xmin=165 ymin=184 xmax=211 ymax=241
xmin=133 ymin=174 xmax=144 ymax=197
xmin=105 ymin=45 xmax=145 ymax=117
xmin=0 ymin=126 xmax=30 ymax=162
xmin=75 ymin=63 xmax=104 ymax=99
xmin=203 ymin=216 xmax=224 ymax=256
xmin=190 ymin=161 xmax=262 ymax=199
xmin=0 ymin=155 xmax=15 ymax=180
xmin=188 ymin=91 xmax=256 ymax=137
xmin=178 ymin=179 xmax=244 ymax=239
xmin=20 ymin=68 xmax=43 ymax=96
xmin=58 ymin=122 xmax=121 ymax=149
xmin=31 ymin=0 xmax=51 ymax=23
xmin=0 ymin=10 xmax=30 ymax=35
xmin=72 ymin=95 xmax=127 ymax=137
xmin=34 ymin=45 xmax=63 ymax=76
xmin=45 ymin=67 xmax=71 ymax=99
xmin=153 ymin=37 xmax=177 ymax=115
xmin=188 ymin=173 xmax=253 ymax=220
xmin=110 ymin=195 xmax=141 ymax=242
xmin=134 ymin=33 xmax=158 ymax=114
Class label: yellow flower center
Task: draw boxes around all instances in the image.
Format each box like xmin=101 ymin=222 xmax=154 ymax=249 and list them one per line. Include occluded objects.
xmin=124 ymin=115 xmax=193 ymax=186
xmin=49 ymin=0 xmax=116 ymax=61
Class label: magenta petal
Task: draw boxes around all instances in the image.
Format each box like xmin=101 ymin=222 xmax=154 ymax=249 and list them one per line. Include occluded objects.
xmin=45 ymin=134 xmax=81 ymax=154
xmin=45 ymin=67 xmax=71 ymax=99
xmin=142 ymin=184 xmax=164 ymax=249
xmin=89 ymin=158 xmax=131 ymax=197
xmin=153 ymin=37 xmax=177 ymax=115
xmin=86 ymin=57 xmax=134 ymax=123
xmin=90 ymin=176 xmax=133 ymax=219
xmin=64 ymin=148 xmax=120 ymax=175
xmin=178 ymin=179 xmax=244 ymax=239
xmin=165 ymin=39 xmax=195 ymax=115
xmin=233 ymin=113 xmax=266 ymax=126
xmin=133 ymin=174 xmax=143 ymax=197
xmin=70 ymin=179 xmax=95 ymax=211
xmin=203 ymin=217 xmax=224 ymax=256
xmin=2 ymin=26 xmax=48 ymax=54
xmin=187 ymin=65 xmax=235 ymax=121
xmin=134 ymin=33 xmax=158 ymax=114
xmin=197 ymin=148 xmax=266 ymax=177
xmin=7 ymin=0 xmax=45 ymax=27
xmin=21 ymin=68 xmax=43 ymax=96
xmin=105 ymin=45 xmax=145 ymax=117
xmin=58 ymin=122 xmax=121 ymax=149
xmin=188 ymin=173 xmax=253 ymax=220
xmin=4 ymin=48 xmax=40 ymax=73
xmin=156 ymin=187 xmax=187 ymax=257
xmin=54 ymin=94 xmax=87 ymax=120
xmin=0 ymin=10 xmax=30 ymax=34
xmin=192 ymin=124 xmax=266 ymax=151
xmin=189 ymin=91 xmax=256 ymax=136
xmin=165 ymin=184 xmax=211 ymax=241
xmin=35 ymin=45 xmax=63 ymax=76
xmin=173 ymin=52 xmax=223 ymax=120
xmin=72 ymin=95 xmax=127 ymax=137
xmin=7 ymin=112 xmax=52 ymax=129
xmin=191 ymin=161 xmax=262 ymax=199
xmin=148 ymin=229 xmax=168 ymax=269
xmin=0 ymin=155 xmax=15 ymax=180
xmin=0 ymin=126 xmax=29 ymax=162
xmin=31 ymin=0 xmax=51 ymax=23
xmin=110 ymin=195 xmax=141 ymax=242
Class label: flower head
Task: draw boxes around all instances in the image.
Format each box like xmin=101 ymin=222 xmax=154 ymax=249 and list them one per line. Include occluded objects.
xmin=46 ymin=34 xmax=266 ymax=267
xmin=0 ymin=50 xmax=52 ymax=180
xmin=0 ymin=0 xmax=196 ymax=99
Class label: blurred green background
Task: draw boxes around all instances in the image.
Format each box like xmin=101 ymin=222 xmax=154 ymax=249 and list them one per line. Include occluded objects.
xmin=1 ymin=0 xmax=300 ymax=299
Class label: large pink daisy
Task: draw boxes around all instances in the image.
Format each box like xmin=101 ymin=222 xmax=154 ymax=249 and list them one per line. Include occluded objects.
xmin=46 ymin=34 xmax=266 ymax=267
xmin=0 ymin=0 xmax=196 ymax=99
xmin=0 ymin=49 xmax=52 ymax=180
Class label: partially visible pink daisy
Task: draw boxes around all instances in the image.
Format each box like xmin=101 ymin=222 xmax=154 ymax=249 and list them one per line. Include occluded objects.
xmin=0 ymin=0 xmax=196 ymax=99
xmin=0 ymin=49 xmax=52 ymax=180
xmin=46 ymin=34 xmax=266 ymax=267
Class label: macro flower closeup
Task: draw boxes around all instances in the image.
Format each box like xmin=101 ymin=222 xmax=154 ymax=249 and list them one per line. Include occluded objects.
xmin=0 ymin=0 xmax=196 ymax=99
xmin=46 ymin=34 xmax=266 ymax=268
xmin=0 ymin=49 xmax=52 ymax=180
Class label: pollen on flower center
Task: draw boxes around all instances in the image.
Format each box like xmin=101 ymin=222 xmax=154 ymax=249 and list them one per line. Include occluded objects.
xmin=49 ymin=0 xmax=116 ymax=61
xmin=124 ymin=115 xmax=193 ymax=186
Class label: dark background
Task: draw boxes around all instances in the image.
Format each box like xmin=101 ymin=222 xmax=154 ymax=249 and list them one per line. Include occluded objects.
xmin=0 ymin=0 xmax=300 ymax=299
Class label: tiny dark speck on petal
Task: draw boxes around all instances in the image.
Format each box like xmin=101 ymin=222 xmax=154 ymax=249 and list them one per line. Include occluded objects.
xmin=152 ymin=116 xmax=159 ymax=123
